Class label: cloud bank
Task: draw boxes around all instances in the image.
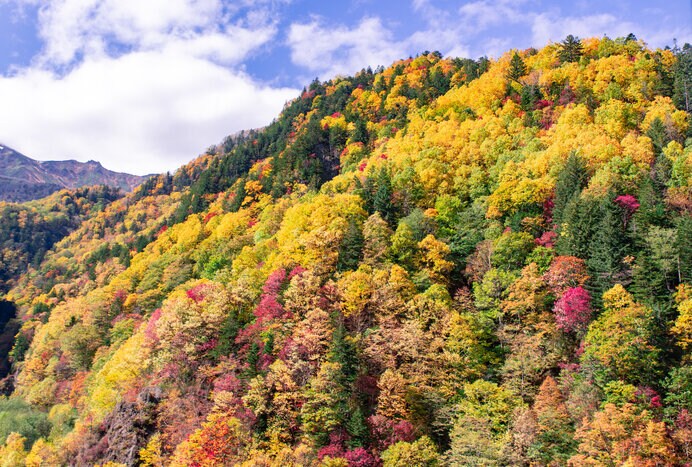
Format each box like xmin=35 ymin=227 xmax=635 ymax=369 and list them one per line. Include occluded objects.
xmin=285 ymin=0 xmax=691 ymax=81
xmin=0 ymin=0 xmax=298 ymax=175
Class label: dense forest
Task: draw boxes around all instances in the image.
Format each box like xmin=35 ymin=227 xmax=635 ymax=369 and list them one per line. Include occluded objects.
xmin=0 ymin=36 xmax=691 ymax=466
xmin=0 ymin=186 xmax=123 ymax=293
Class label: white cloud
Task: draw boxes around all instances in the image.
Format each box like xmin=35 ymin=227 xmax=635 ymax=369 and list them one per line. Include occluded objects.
xmin=530 ymin=10 xmax=690 ymax=49
xmin=0 ymin=0 xmax=298 ymax=175
xmin=26 ymin=0 xmax=279 ymax=67
xmin=0 ymin=51 xmax=297 ymax=174
xmin=531 ymin=13 xmax=633 ymax=45
xmin=287 ymin=16 xmax=469 ymax=79
xmin=287 ymin=17 xmax=402 ymax=78
xmin=426 ymin=0 xmax=688 ymax=57
xmin=458 ymin=0 xmax=528 ymax=32
xmin=160 ymin=25 xmax=277 ymax=65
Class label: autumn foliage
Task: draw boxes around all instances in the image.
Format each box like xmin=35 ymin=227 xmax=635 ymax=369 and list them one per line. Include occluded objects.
xmin=0 ymin=37 xmax=690 ymax=465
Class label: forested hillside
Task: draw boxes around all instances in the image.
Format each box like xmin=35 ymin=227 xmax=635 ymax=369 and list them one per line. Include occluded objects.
xmin=0 ymin=36 xmax=691 ymax=466
xmin=0 ymin=186 xmax=123 ymax=293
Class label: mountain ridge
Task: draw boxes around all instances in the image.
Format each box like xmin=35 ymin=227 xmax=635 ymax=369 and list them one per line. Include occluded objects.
xmin=0 ymin=144 xmax=150 ymax=202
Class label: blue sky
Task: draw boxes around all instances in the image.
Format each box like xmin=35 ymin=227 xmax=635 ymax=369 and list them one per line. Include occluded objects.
xmin=0 ymin=0 xmax=690 ymax=175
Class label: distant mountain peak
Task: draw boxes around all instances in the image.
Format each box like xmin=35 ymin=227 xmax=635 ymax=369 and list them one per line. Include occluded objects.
xmin=0 ymin=144 xmax=150 ymax=202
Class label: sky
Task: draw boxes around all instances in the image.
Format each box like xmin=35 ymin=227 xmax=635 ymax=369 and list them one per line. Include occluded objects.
xmin=0 ymin=0 xmax=690 ymax=175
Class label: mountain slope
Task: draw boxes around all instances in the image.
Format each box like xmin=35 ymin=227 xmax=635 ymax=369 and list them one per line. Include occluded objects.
xmin=1 ymin=38 xmax=691 ymax=466
xmin=0 ymin=145 xmax=149 ymax=202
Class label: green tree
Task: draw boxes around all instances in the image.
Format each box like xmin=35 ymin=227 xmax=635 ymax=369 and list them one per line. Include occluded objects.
xmin=390 ymin=221 xmax=418 ymax=270
xmin=337 ymin=219 xmax=364 ymax=272
xmin=374 ymin=168 xmax=396 ymax=223
xmin=0 ymin=397 xmax=51 ymax=448
xmin=383 ymin=436 xmax=440 ymax=466
xmin=553 ymin=152 xmax=588 ymax=226
xmin=586 ymin=195 xmax=627 ymax=302
xmin=507 ymin=52 xmax=527 ymax=82
xmin=673 ymin=42 xmax=692 ymax=112
xmin=491 ymin=231 xmax=535 ymax=271
xmin=581 ymin=284 xmax=660 ymax=386
xmin=559 ymin=35 xmax=584 ymax=63
xmin=556 ymin=193 xmax=600 ymax=258
xmin=646 ymin=117 xmax=670 ymax=155
xmin=447 ymin=380 xmax=521 ymax=465
xmin=677 ymin=217 xmax=692 ymax=283
xmin=300 ymin=362 xmax=345 ymax=446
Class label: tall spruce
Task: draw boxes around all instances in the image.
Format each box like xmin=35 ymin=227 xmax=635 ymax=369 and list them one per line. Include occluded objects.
xmin=646 ymin=117 xmax=670 ymax=156
xmin=586 ymin=194 xmax=628 ymax=304
xmin=559 ymin=35 xmax=584 ymax=63
xmin=337 ymin=219 xmax=365 ymax=272
xmin=673 ymin=42 xmax=692 ymax=113
xmin=329 ymin=325 xmax=359 ymax=385
xmin=373 ymin=168 xmax=396 ymax=223
xmin=507 ymin=52 xmax=528 ymax=82
xmin=677 ymin=216 xmax=692 ymax=283
xmin=553 ymin=152 xmax=589 ymax=227
xmin=556 ymin=194 xmax=599 ymax=257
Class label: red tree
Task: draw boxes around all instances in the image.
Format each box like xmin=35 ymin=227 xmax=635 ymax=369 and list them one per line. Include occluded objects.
xmin=554 ymin=286 xmax=592 ymax=333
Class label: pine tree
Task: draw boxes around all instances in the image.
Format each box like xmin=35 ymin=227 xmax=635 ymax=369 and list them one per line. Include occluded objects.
xmin=631 ymin=250 xmax=668 ymax=305
xmin=559 ymin=35 xmax=584 ymax=63
xmin=587 ymin=195 xmax=628 ymax=304
xmin=352 ymin=119 xmax=369 ymax=145
xmin=520 ymin=84 xmax=542 ymax=111
xmin=373 ymin=168 xmax=395 ymax=223
xmin=634 ymin=177 xmax=666 ymax=230
xmin=556 ymin=194 xmax=599 ymax=258
xmin=329 ymin=325 xmax=358 ymax=384
xmin=228 ymin=179 xmax=247 ymax=212
xmin=362 ymin=175 xmax=376 ymax=214
xmin=347 ymin=406 xmax=369 ymax=447
xmin=429 ymin=67 xmax=450 ymax=96
xmin=337 ymin=219 xmax=364 ymax=272
xmin=553 ymin=152 xmax=588 ymax=226
xmin=507 ymin=52 xmax=527 ymax=82
xmin=673 ymin=43 xmax=692 ymax=113
xmin=646 ymin=117 xmax=669 ymax=155
xmin=677 ymin=217 xmax=692 ymax=283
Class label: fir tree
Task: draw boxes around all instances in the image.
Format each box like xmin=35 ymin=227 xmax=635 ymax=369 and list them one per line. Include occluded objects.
xmin=520 ymin=84 xmax=542 ymax=111
xmin=553 ymin=152 xmax=588 ymax=226
xmin=586 ymin=195 xmax=628 ymax=304
xmin=352 ymin=119 xmax=369 ymax=145
xmin=346 ymin=406 xmax=369 ymax=447
xmin=507 ymin=52 xmax=527 ymax=82
xmin=337 ymin=219 xmax=364 ymax=272
xmin=646 ymin=117 xmax=669 ymax=155
xmin=362 ymin=175 xmax=376 ymax=214
xmin=556 ymin=194 xmax=600 ymax=258
xmin=373 ymin=168 xmax=395 ymax=223
xmin=631 ymin=249 xmax=668 ymax=305
xmin=559 ymin=35 xmax=584 ymax=63
xmin=329 ymin=325 xmax=358 ymax=384
xmin=228 ymin=179 xmax=247 ymax=212
xmin=677 ymin=216 xmax=692 ymax=283
xmin=673 ymin=42 xmax=692 ymax=112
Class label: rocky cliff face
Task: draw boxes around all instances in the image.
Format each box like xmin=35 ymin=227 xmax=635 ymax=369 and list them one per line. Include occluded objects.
xmin=0 ymin=144 xmax=149 ymax=201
